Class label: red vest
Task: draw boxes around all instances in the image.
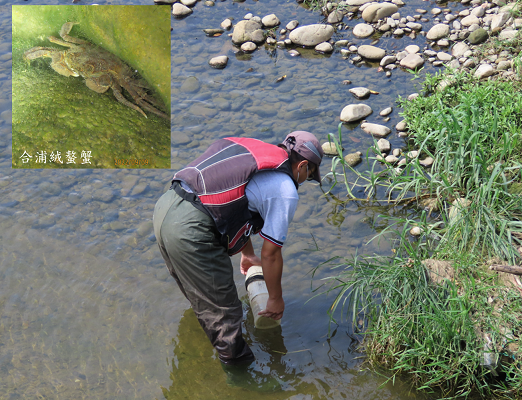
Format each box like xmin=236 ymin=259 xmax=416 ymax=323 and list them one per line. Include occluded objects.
xmin=173 ymin=137 xmax=296 ymax=255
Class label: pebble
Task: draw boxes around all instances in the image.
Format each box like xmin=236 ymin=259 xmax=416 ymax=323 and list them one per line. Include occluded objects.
xmin=286 ymin=20 xmax=299 ymax=30
xmin=377 ymin=138 xmax=391 ymax=152
xmin=322 ymin=142 xmax=338 ymax=156
xmin=344 ymin=152 xmax=363 ymax=167
xmin=400 ymin=53 xmax=424 ymax=69
xmin=349 ymin=87 xmax=371 ymax=98
xmin=353 ymin=23 xmax=375 ymax=38
xmin=380 ymin=107 xmax=392 ymax=116
xmin=405 ymin=45 xmax=420 ymax=54
xmin=172 ymin=3 xmax=192 ymax=17
xmin=208 ymin=55 xmax=228 ymax=69
xmin=474 ymin=63 xmax=495 ymax=79
xmin=361 ymin=122 xmax=391 ymax=138
xmin=358 ymin=45 xmax=386 ymax=60
xmin=340 ymin=104 xmax=373 ymax=122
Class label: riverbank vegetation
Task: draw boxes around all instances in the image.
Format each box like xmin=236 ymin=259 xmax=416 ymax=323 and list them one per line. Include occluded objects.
xmin=321 ymin=71 xmax=522 ymax=398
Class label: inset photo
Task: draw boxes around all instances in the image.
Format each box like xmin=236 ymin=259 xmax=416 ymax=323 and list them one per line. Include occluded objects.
xmin=12 ymin=5 xmax=171 ymax=169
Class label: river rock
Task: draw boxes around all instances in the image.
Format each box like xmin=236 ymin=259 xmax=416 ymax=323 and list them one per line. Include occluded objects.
xmin=407 ymin=22 xmax=423 ymax=30
xmin=362 ymin=3 xmax=399 ymax=22
xmin=328 ymin=10 xmax=344 ymax=24
xmin=405 ymin=45 xmax=420 ymax=54
xmin=499 ymin=30 xmax=518 ymax=40
xmin=340 ymin=104 xmax=373 ymax=122
xmin=289 ymin=24 xmax=334 ymax=46
xmin=349 ymin=87 xmax=371 ymax=98
xmin=361 ymin=123 xmax=391 ymax=137
xmin=475 ymin=63 xmax=495 ymax=79
xmin=461 ymin=14 xmax=480 ymax=26
xmin=400 ymin=53 xmax=424 ymax=69
xmin=315 ymin=42 xmax=334 ymax=53
xmin=208 ymin=55 xmax=228 ymax=69
xmin=241 ymin=42 xmax=257 ymax=52
xmin=437 ymin=52 xmax=452 ymax=61
xmin=286 ymin=20 xmax=299 ymax=30
xmin=344 ymin=152 xmax=362 ymax=167
xmin=262 ymin=14 xmax=280 ymax=27
xmin=377 ymin=138 xmax=391 ymax=152
xmin=380 ymin=107 xmax=392 ymax=116
xmin=172 ymin=3 xmax=192 ymax=17
xmin=232 ymin=20 xmax=264 ymax=44
xmin=385 ymin=154 xmax=399 ymax=163
xmin=353 ymin=23 xmax=375 ymax=38
xmin=181 ymin=76 xmax=200 ymax=92
xmin=491 ymin=13 xmax=510 ymax=30
xmin=358 ymin=45 xmax=386 ymax=60
xmin=322 ymin=142 xmax=338 ymax=156
xmin=181 ymin=0 xmax=197 ymax=5
xmin=452 ymin=42 xmax=470 ymax=57
xmin=380 ymin=55 xmax=397 ymax=66
xmin=221 ymin=18 xmax=233 ymax=30
xmin=468 ymin=28 xmax=488 ymax=44
xmin=396 ymin=120 xmax=407 ymax=131
xmin=426 ymin=23 xmax=449 ymax=40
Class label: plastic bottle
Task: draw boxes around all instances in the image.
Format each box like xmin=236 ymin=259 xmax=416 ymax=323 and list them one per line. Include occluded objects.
xmin=245 ymin=266 xmax=281 ymax=329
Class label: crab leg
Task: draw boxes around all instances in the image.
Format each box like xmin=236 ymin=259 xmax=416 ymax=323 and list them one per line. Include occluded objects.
xmin=129 ymin=82 xmax=166 ymax=110
xmin=59 ymin=22 xmax=90 ymax=45
xmin=120 ymin=79 xmax=169 ymax=120
xmin=111 ymin=83 xmax=148 ymax=118
xmin=23 ymin=46 xmax=78 ymax=77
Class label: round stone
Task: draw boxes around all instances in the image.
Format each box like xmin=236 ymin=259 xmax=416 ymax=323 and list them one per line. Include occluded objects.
xmin=353 ymin=23 xmax=375 ymax=38
xmin=357 ymin=45 xmax=386 ymax=60
xmin=340 ymin=104 xmax=373 ymax=122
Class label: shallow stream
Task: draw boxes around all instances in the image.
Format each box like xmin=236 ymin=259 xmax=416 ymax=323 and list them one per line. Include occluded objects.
xmin=0 ymin=0 xmax=458 ymax=398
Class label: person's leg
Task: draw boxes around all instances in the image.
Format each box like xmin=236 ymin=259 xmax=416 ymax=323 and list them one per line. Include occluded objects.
xmin=153 ymin=189 xmax=254 ymax=365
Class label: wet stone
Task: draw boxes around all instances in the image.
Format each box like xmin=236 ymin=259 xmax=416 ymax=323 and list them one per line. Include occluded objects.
xmin=349 ymin=87 xmax=371 ymax=98
xmin=67 ymin=192 xmax=82 ymax=205
xmin=361 ymin=122 xmax=391 ymax=137
xmin=172 ymin=3 xmax=192 ymax=17
xmin=340 ymin=104 xmax=372 ymax=122
xmin=344 ymin=152 xmax=362 ymax=167
xmin=92 ymin=189 xmax=115 ymax=203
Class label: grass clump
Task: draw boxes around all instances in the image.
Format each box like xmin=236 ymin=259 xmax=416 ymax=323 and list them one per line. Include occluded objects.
xmin=319 ymin=73 xmax=522 ymax=398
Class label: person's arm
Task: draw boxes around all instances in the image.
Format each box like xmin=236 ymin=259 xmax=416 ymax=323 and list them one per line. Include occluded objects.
xmin=258 ymin=240 xmax=284 ymax=320
xmin=240 ymin=238 xmax=262 ymax=275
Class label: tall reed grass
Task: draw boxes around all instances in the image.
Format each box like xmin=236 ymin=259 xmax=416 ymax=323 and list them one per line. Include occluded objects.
xmin=320 ymin=73 xmax=522 ymax=398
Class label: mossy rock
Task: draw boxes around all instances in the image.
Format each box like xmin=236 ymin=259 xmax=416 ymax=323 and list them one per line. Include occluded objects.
xmin=468 ymin=28 xmax=489 ymax=45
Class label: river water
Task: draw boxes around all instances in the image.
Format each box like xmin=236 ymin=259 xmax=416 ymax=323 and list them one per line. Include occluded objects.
xmin=0 ymin=0 xmax=457 ymax=398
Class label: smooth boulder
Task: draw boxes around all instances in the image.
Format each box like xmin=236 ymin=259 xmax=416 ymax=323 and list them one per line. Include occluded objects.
xmin=340 ymin=104 xmax=372 ymax=122
xmin=362 ymin=3 xmax=398 ymax=23
xmin=232 ymin=20 xmax=264 ymax=44
xmin=361 ymin=122 xmax=391 ymax=138
xmin=426 ymin=23 xmax=449 ymax=40
xmin=358 ymin=45 xmax=385 ymax=60
xmin=289 ymin=24 xmax=334 ymax=47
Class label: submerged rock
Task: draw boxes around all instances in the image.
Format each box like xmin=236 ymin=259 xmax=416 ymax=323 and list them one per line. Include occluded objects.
xmin=344 ymin=151 xmax=362 ymax=167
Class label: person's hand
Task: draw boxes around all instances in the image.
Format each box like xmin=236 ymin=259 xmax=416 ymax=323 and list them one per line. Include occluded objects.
xmin=240 ymin=253 xmax=262 ymax=275
xmin=258 ymin=296 xmax=284 ymax=320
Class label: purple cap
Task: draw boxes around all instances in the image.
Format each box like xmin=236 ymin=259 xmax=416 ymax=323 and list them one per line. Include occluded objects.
xmin=280 ymin=131 xmax=323 ymax=183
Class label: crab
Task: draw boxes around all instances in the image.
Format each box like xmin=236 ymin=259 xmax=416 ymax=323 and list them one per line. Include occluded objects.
xmin=23 ymin=22 xmax=169 ymax=120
